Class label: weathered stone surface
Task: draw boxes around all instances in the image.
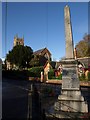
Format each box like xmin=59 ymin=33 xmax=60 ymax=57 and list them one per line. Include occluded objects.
xmin=61 ymin=59 xmax=79 ymax=89
xmin=54 ymin=99 xmax=88 ymax=113
xmin=64 ymin=5 xmax=74 ymax=59
xmin=58 ymin=92 xmax=84 ymax=101
xmin=54 ymin=89 xmax=88 ymax=113
xmin=62 ymin=78 xmax=80 ymax=90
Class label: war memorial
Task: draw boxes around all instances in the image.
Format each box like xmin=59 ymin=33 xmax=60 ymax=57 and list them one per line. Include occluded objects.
xmin=46 ymin=5 xmax=88 ymax=118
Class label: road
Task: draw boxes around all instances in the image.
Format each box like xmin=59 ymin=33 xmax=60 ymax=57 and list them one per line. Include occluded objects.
xmin=2 ymin=79 xmax=29 ymax=119
xmin=2 ymin=78 xmax=90 ymax=119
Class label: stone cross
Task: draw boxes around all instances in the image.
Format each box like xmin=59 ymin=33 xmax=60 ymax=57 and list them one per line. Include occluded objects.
xmin=64 ymin=5 xmax=74 ymax=59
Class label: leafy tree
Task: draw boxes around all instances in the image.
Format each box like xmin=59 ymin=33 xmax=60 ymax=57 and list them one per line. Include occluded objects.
xmin=6 ymin=45 xmax=33 ymax=69
xmin=75 ymin=34 xmax=90 ymax=58
xmin=30 ymin=55 xmax=48 ymax=67
xmin=30 ymin=55 xmax=40 ymax=67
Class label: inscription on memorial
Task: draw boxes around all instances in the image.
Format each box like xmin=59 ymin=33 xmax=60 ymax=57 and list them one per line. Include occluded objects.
xmin=62 ymin=69 xmax=76 ymax=76
xmin=62 ymin=78 xmax=79 ymax=89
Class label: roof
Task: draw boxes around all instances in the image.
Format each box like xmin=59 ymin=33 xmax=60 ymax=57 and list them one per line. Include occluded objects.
xmin=33 ymin=48 xmax=51 ymax=55
xmin=33 ymin=48 xmax=45 ymax=55
xmin=50 ymin=61 xmax=56 ymax=69
xmin=44 ymin=61 xmax=62 ymax=69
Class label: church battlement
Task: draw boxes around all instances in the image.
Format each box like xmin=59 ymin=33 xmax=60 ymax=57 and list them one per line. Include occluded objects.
xmin=13 ymin=35 xmax=24 ymax=47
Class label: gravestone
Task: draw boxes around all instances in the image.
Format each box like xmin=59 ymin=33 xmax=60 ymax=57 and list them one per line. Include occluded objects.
xmin=54 ymin=5 xmax=88 ymax=114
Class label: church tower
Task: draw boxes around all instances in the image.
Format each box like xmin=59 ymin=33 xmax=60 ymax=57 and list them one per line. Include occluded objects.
xmin=13 ymin=34 xmax=24 ymax=47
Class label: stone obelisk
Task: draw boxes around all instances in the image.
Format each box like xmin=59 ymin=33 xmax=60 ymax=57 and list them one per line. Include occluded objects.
xmin=54 ymin=5 xmax=88 ymax=115
xmin=64 ymin=5 xmax=74 ymax=59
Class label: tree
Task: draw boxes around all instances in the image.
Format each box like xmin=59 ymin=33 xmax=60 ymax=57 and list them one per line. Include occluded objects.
xmin=6 ymin=45 xmax=33 ymax=69
xmin=75 ymin=34 xmax=90 ymax=58
xmin=30 ymin=55 xmax=40 ymax=67
xmin=30 ymin=55 xmax=48 ymax=67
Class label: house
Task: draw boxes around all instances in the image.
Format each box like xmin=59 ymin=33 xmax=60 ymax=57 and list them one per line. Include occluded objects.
xmin=33 ymin=47 xmax=51 ymax=61
xmin=43 ymin=61 xmax=62 ymax=81
xmin=43 ymin=61 xmax=52 ymax=81
xmin=32 ymin=47 xmax=52 ymax=66
xmin=44 ymin=61 xmax=52 ymax=73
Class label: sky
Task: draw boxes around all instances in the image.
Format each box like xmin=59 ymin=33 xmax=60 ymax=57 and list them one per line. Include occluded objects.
xmin=2 ymin=2 xmax=88 ymax=61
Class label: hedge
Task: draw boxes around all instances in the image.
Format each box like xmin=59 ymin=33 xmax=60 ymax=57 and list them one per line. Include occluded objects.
xmin=79 ymin=72 xmax=90 ymax=81
xmin=28 ymin=66 xmax=44 ymax=78
xmin=2 ymin=70 xmax=28 ymax=80
xmin=87 ymin=72 xmax=90 ymax=81
xmin=2 ymin=66 xmax=44 ymax=80
xmin=48 ymin=69 xmax=55 ymax=79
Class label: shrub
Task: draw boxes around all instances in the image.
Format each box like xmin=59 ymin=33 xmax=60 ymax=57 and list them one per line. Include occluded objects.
xmin=87 ymin=72 xmax=90 ymax=81
xmin=28 ymin=66 xmax=44 ymax=77
xmin=58 ymin=74 xmax=62 ymax=80
xmin=79 ymin=74 xmax=85 ymax=81
xmin=48 ymin=69 xmax=55 ymax=79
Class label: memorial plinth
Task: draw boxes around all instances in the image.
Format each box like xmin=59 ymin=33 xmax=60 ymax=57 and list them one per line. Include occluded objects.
xmin=54 ymin=59 xmax=88 ymax=113
xmin=61 ymin=59 xmax=79 ymax=90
